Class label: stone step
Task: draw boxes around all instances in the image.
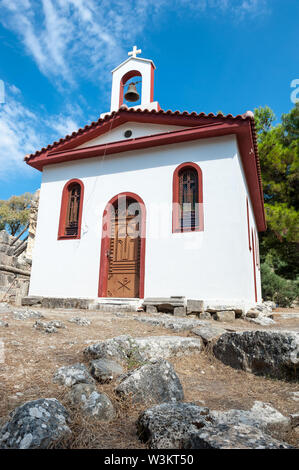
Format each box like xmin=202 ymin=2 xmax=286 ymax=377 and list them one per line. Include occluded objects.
xmin=95 ymin=299 xmax=139 ymax=313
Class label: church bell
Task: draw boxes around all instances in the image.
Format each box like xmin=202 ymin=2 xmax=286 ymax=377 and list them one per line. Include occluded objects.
xmin=124 ymin=82 xmax=140 ymax=102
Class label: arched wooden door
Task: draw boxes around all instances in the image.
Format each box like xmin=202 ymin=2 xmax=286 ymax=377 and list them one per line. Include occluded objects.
xmin=98 ymin=193 xmax=146 ymax=298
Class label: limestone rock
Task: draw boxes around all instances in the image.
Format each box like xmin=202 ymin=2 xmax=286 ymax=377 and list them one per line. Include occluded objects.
xmin=210 ymin=401 xmax=290 ymax=432
xmin=0 ymin=302 xmax=11 ymax=314
xmin=83 ymin=335 xmax=142 ymax=364
xmin=142 ymin=297 xmax=185 ymax=314
xmin=146 ymin=305 xmax=157 ymax=314
xmin=69 ymin=383 xmax=115 ymax=421
xmin=173 ymin=306 xmax=186 ymax=317
xmin=245 ymin=303 xmax=275 ymax=322
xmin=21 ymin=296 xmax=42 ymax=307
xmin=134 ymin=313 xmax=208 ymax=332
xmin=90 ymin=359 xmax=124 ymax=383
xmin=214 ymin=311 xmax=235 ymax=322
xmin=68 ymin=317 xmax=91 ymax=326
xmin=246 ymin=309 xmax=260 ymax=318
xmin=206 ymin=305 xmax=242 ymax=314
xmin=263 ymin=301 xmax=276 ymax=310
xmin=187 ymin=423 xmax=292 ymax=449
xmin=14 ymin=309 xmax=44 ymax=320
xmin=115 ymin=359 xmax=184 ymax=404
xmin=34 ymin=320 xmax=65 ymax=333
xmin=25 ymin=189 xmax=39 ymax=261
xmin=192 ymin=325 xmax=226 ymax=344
xmin=186 ymin=299 xmax=204 ymax=315
xmin=213 ymin=330 xmax=299 ymax=380
xmin=0 ymin=320 xmax=8 ymax=327
xmin=135 ymin=336 xmax=203 ymax=361
xmin=0 ymin=398 xmax=71 ymax=449
xmin=255 ymin=302 xmax=275 ymax=315
xmin=137 ymin=402 xmax=213 ymax=449
xmin=198 ymin=312 xmax=212 ymax=320
xmin=40 ymin=297 xmax=90 ymax=310
xmin=248 ymin=316 xmax=276 ymax=326
xmin=53 ymin=363 xmax=95 ymax=387
xmin=83 ymin=335 xmax=203 ymax=364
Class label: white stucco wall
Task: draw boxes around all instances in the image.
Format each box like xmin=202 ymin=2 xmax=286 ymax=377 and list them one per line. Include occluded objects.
xmin=110 ymin=57 xmax=154 ymax=112
xmin=29 ymin=132 xmax=262 ymax=306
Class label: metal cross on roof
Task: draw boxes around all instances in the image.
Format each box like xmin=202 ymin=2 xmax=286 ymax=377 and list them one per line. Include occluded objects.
xmin=128 ymin=45 xmax=142 ymax=58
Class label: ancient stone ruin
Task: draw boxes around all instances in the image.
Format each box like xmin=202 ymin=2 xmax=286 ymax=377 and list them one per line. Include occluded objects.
xmin=0 ymin=189 xmax=39 ymax=305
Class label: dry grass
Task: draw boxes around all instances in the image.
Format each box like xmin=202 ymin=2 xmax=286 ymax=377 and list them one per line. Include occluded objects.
xmin=0 ymin=306 xmax=298 ymax=448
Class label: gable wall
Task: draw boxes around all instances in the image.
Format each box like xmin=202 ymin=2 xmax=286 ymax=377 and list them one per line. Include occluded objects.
xmin=29 ymin=134 xmax=261 ymax=305
xmin=75 ymin=122 xmax=187 ymax=148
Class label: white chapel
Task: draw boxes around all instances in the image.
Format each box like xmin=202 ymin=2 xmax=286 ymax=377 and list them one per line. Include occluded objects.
xmin=25 ymin=47 xmax=266 ymax=311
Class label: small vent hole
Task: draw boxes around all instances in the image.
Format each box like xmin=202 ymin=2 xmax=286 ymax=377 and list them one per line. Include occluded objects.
xmin=124 ymin=130 xmax=132 ymax=138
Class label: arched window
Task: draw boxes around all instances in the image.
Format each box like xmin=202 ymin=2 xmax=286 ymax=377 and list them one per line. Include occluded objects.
xmin=58 ymin=179 xmax=84 ymax=239
xmin=172 ymin=162 xmax=203 ymax=233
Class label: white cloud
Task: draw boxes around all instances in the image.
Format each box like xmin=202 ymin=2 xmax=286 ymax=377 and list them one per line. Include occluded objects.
xmin=45 ymin=102 xmax=83 ymax=136
xmin=0 ymin=0 xmax=268 ymax=86
xmin=0 ymin=96 xmax=39 ymax=178
xmin=0 ymin=86 xmax=82 ymax=179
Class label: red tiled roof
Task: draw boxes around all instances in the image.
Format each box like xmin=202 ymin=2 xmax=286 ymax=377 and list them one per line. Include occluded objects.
xmin=25 ymin=107 xmax=265 ymax=231
xmin=25 ymin=107 xmax=256 ymax=160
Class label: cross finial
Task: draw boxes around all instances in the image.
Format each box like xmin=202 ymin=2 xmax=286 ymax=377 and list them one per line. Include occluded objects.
xmin=128 ymin=45 xmax=142 ymax=58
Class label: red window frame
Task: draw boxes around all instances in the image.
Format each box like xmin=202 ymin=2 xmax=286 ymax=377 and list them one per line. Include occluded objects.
xmin=57 ymin=178 xmax=84 ymax=240
xmin=172 ymin=162 xmax=204 ymax=233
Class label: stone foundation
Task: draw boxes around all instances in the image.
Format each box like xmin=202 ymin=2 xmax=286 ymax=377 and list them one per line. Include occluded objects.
xmin=22 ymin=296 xmax=92 ymax=310
xmin=20 ymin=295 xmax=258 ymax=316
xmin=0 ymin=231 xmax=31 ymax=305
xmin=142 ymin=297 xmax=249 ymax=318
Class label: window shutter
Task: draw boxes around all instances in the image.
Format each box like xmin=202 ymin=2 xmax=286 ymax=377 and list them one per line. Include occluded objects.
xmin=65 ymin=183 xmax=81 ymax=236
xmin=179 ymin=168 xmax=199 ymax=230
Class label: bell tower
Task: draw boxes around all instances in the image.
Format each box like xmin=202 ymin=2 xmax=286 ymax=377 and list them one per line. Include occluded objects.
xmin=106 ymin=46 xmax=159 ymax=115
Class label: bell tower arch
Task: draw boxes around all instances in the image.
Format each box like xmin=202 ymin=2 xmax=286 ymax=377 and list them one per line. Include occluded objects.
xmin=109 ymin=46 xmax=159 ymax=114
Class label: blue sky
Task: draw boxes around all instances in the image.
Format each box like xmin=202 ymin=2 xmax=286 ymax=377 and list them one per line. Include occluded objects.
xmin=0 ymin=0 xmax=298 ymax=200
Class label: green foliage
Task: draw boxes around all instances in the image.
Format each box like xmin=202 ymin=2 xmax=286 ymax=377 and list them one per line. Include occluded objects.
xmin=261 ymin=259 xmax=299 ymax=307
xmin=260 ymin=232 xmax=299 ymax=281
xmin=254 ymin=105 xmax=276 ymax=136
xmin=264 ymin=203 xmax=299 ymax=242
xmin=0 ymin=193 xmax=33 ymax=236
xmin=255 ymin=104 xmax=299 ymax=299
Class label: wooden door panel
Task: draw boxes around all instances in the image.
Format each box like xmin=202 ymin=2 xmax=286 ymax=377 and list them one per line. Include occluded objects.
xmin=107 ymin=273 xmax=139 ymax=298
xmin=107 ymin=210 xmax=140 ymax=298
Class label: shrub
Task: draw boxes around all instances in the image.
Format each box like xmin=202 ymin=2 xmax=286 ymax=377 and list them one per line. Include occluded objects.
xmin=261 ymin=261 xmax=299 ymax=307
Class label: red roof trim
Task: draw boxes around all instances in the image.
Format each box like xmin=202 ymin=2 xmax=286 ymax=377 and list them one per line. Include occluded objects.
xmin=25 ymin=108 xmax=255 ymax=160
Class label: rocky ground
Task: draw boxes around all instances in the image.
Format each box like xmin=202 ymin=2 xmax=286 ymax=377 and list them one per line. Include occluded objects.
xmin=0 ymin=303 xmax=298 ymax=449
